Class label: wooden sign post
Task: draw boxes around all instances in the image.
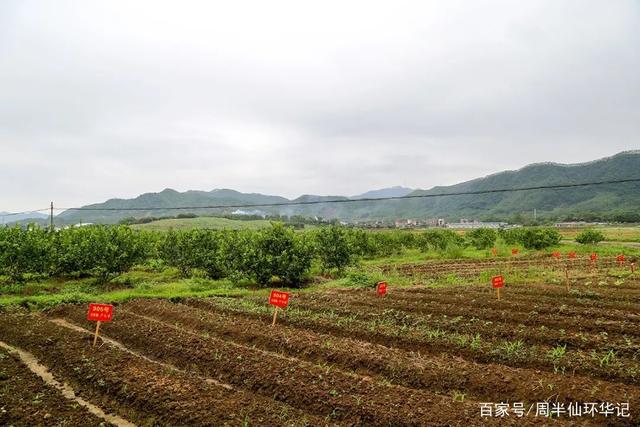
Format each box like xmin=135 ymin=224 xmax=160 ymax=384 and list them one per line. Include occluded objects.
xmin=269 ymin=290 xmax=289 ymax=327
xmin=617 ymin=254 xmax=625 ymax=267
xmin=590 ymin=253 xmax=598 ymax=274
xmin=376 ymin=281 xmax=387 ymax=297
xmin=566 ymin=252 xmax=576 ymax=286
xmin=551 ymin=251 xmax=561 ymax=271
xmin=491 ymin=247 xmax=497 ymax=257
xmin=87 ymin=303 xmax=114 ymax=347
xmin=491 ymin=275 xmax=504 ymax=301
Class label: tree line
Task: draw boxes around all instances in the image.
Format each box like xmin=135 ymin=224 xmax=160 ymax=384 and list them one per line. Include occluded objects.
xmin=0 ymin=224 xmax=565 ymax=285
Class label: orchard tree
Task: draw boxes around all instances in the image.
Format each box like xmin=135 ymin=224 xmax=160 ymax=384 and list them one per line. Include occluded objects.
xmin=575 ymin=229 xmax=605 ymax=245
xmin=466 ymin=228 xmax=498 ymax=250
xmin=519 ymin=228 xmax=561 ymax=250
xmin=0 ymin=224 xmax=50 ymax=282
xmin=90 ymin=226 xmax=150 ymax=282
xmin=314 ymin=225 xmax=354 ymax=273
xmin=251 ymin=223 xmax=314 ymax=286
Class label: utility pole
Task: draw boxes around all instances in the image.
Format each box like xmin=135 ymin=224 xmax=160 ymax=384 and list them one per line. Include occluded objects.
xmin=533 ymin=208 xmax=537 ymax=222
xmin=50 ymin=202 xmax=54 ymax=231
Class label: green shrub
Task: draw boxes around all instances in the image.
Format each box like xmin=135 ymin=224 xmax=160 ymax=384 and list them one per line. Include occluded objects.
xmin=315 ymin=225 xmax=354 ymax=272
xmin=575 ymin=229 xmax=605 ymax=245
xmin=499 ymin=228 xmax=525 ymax=245
xmin=519 ymin=228 xmax=561 ymax=250
xmin=375 ymin=232 xmax=405 ymax=257
xmin=158 ymin=229 xmax=226 ymax=279
xmin=347 ymin=229 xmax=377 ymax=258
xmin=219 ymin=230 xmax=255 ymax=283
xmin=86 ymin=226 xmax=151 ymax=282
xmin=252 ymin=223 xmax=313 ymax=286
xmin=0 ymin=225 xmax=51 ymax=281
xmin=417 ymin=229 xmax=466 ymax=252
xmin=158 ymin=229 xmax=194 ymax=277
xmin=465 ymin=228 xmax=498 ymax=250
xmin=344 ymin=270 xmax=384 ymax=288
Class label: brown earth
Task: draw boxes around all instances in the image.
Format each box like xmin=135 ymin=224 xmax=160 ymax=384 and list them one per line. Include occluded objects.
xmin=0 ymin=310 xmax=326 ymax=426
xmin=0 ymin=347 xmax=105 ymax=426
xmin=0 ymin=259 xmax=637 ymax=426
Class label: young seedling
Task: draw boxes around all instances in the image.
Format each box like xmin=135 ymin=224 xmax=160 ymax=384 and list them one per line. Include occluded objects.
xmin=548 ymin=344 xmax=567 ymax=363
xmin=599 ymin=349 xmax=617 ymax=367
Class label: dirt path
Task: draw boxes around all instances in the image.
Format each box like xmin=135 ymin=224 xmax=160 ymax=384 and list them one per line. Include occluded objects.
xmin=0 ymin=340 xmax=136 ymax=427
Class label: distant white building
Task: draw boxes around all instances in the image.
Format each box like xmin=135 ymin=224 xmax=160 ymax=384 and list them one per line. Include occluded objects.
xmin=446 ymin=221 xmax=507 ymax=229
xmin=394 ymin=218 xmax=419 ymax=228
xmin=231 ymin=209 xmax=267 ymax=218
xmin=554 ymin=222 xmax=607 ymax=228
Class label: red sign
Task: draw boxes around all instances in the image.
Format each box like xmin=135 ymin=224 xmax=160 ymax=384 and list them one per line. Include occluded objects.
xmin=87 ymin=303 xmax=113 ymax=322
xmin=269 ymin=290 xmax=289 ymax=308
xmin=568 ymin=251 xmax=576 ymax=259
xmin=377 ymin=281 xmax=387 ymax=296
xmin=617 ymin=254 xmax=625 ymax=264
xmin=511 ymin=248 xmax=519 ymax=255
xmin=552 ymin=251 xmax=561 ymax=259
xmin=590 ymin=253 xmax=598 ymax=261
xmin=491 ymin=275 xmax=504 ymax=289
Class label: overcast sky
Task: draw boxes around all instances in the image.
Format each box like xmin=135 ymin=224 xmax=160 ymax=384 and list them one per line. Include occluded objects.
xmin=1 ymin=0 xmax=639 ymax=212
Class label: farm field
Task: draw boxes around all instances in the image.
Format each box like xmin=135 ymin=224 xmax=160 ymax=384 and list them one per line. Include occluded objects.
xmin=130 ymin=216 xmax=272 ymax=231
xmin=557 ymin=226 xmax=640 ymax=243
xmin=1 ymin=256 xmax=638 ymax=426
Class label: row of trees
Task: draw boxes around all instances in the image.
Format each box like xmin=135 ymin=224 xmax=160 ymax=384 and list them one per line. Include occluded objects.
xmin=0 ymin=224 xmax=566 ymax=285
xmin=0 ymin=225 xmax=152 ymax=283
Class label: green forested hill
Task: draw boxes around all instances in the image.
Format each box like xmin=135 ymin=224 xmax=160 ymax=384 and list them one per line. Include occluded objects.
xmin=399 ymin=150 xmax=640 ymax=221
xmin=51 ymin=151 xmax=640 ymax=225
xmin=56 ymin=188 xmax=289 ymax=225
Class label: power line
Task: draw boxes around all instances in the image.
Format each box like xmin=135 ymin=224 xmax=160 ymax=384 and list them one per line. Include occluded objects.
xmin=42 ymin=177 xmax=640 ymax=212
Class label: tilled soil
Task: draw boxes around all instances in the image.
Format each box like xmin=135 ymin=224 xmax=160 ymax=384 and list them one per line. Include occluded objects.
xmin=0 ymin=347 xmax=105 ymax=426
xmin=0 ymin=311 xmax=326 ymax=427
xmin=47 ymin=304 xmax=493 ymax=426
xmin=0 ymin=264 xmax=637 ymax=425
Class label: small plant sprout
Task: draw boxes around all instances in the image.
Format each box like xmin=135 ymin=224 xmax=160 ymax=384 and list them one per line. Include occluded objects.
xmin=548 ymin=344 xmax=567 ymax=362
xmin=451 ymin=390 xmax=466 ymax=402
xmin=600 ymin=349 xmax=617 ymax=367
xmin=470 ymin=334 xmax=482 ymax=351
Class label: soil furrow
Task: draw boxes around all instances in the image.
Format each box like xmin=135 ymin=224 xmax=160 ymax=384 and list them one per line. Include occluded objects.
xmin=48 ymin=304 xmax=504 ymax=426
xmin=0 ymin=310 xmax=327 ymax=427
xmin=119 ymin=298 xmax=640 ymax=413
xmin=183 ymin=298 xmax=640 ymax=385
xmin=0 ymin=345 xmax=109 ymax=426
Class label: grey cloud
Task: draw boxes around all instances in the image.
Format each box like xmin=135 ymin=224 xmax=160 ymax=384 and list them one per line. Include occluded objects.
xmin=0 ymin=0 xmax=638 ymax=211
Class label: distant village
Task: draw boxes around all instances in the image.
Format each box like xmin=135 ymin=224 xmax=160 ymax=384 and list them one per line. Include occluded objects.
xmin=351 ymin=218 xmax=509 ymax=229
xmin=350 ymin=218 xmax=609 ymax=230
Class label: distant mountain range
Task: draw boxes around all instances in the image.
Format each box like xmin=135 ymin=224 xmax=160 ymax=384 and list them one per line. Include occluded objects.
xmin=351 ymin=186 xmax=414 ymax=199
xmin=1 ymin=211 xmax=48 ymax=224
xmin=7 ymin=151 xmax=640 ymax=226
